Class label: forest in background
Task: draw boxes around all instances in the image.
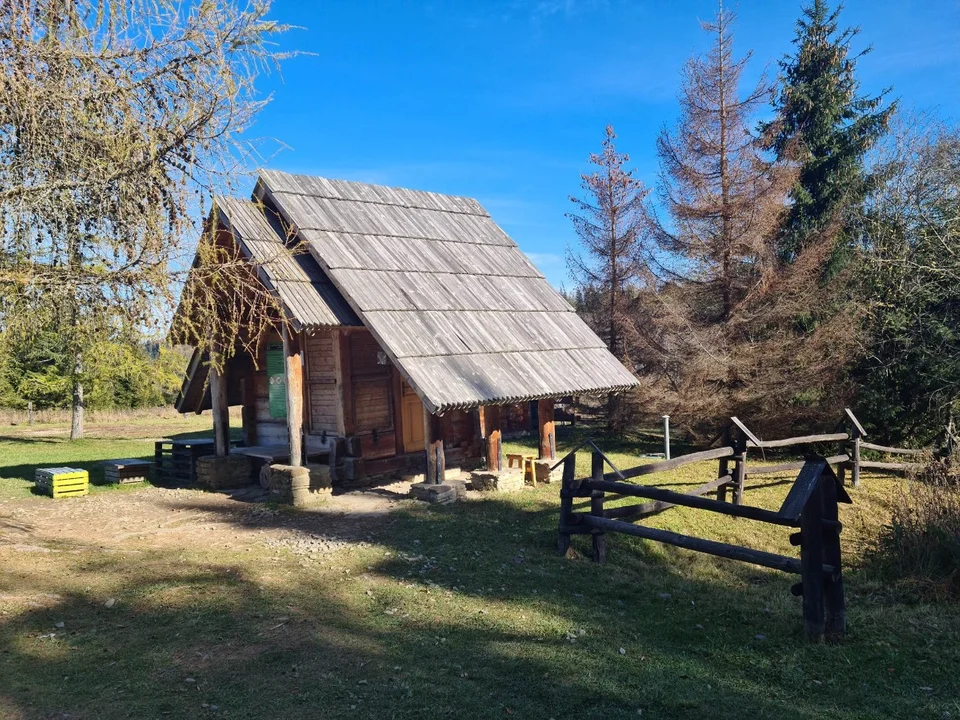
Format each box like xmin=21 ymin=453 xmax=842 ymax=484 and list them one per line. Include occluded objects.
xmin=566 ymin=0 xmax=959 ymax=446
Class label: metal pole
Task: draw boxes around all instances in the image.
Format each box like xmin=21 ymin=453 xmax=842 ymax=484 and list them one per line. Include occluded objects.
xmin=662 ymin=415 xmax=671 ymax=460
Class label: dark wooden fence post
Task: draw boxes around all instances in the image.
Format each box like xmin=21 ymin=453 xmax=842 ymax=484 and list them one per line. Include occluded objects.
xmin=590 ymin=451 xmax=606 ymax=563
xmin=822 ymin=474 xmax=846 ymax=639
xmin=799 ymin=478 xmax=826 ymax=641
xmin=558 ymin=453 xmax=577 ymax=556
xmin=717 ymin=426 xmax=731 ymax=502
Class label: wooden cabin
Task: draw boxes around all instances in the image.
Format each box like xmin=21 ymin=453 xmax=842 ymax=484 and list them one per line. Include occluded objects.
xmin=175 ymin=170 xmax=638 ymax=486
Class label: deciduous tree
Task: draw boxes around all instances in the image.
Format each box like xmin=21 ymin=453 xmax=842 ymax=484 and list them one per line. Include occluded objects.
xmin=0 ymin=0 xmax=291 ymax=437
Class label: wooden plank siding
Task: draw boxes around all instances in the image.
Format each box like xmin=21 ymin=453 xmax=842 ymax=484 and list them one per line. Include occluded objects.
xmin=304 ymin=329 xmax=340 ymax=434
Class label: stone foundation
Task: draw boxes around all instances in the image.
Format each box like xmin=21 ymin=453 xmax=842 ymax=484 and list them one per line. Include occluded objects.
xmin=409 ymin=482 xmax=458 ymax=504
xmin=269 ymin=463 xmax=332 ymax=507
xmin=534 ymin=459 xmax=558 ymax=484
xmin=469 ymin=470 xmax=524 ymax=493
xmin=196 ymin=455 xmax=252 ymax=490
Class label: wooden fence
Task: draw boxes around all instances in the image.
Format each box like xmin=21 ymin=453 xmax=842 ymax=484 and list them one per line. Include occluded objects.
xmin=715 ymin=408 xmax=933 ymax=492
xmin=556 ymin=443 xmax=851 ymax=641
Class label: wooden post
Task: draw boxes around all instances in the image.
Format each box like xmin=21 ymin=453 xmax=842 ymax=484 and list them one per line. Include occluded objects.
xmin=334 ymin=329 xmax=354 ymax=437
xmin=282 ymin=324 xmax=304 ymax=467
xmin=717 ymin=426 xmax=731 ymax=502
xmin=27 ymin=401 xmax=34 ymax=425
xmin=733 ymin=446 xmax=747 ymax=505
xmin=558 ymin=453 xmax=576 ymax=556
xmin=822 ymin=475 xmax=846 ymax=639
xmin=424 ymin=408 xmax=446 ymax=484
xmin=483 ymin=405 xmax=502 ymax=472
xmin=538 ymin=398 xmax=556 ymax=461
xmin=851 ymin=436 xmax=861 ymax=488
xmin=590 ymin=451 xmax=607 ymax=563
xmin=209 ymin=353 xmax=230 ymax=458
xmin=799 ymin=479 xmax=826 ymax=641
xmin=241 ymin=375 xmax=258 ymax=447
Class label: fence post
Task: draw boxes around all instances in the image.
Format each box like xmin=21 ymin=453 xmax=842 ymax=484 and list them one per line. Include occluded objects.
xmin=558 ymin=453 xmax=577 ymax=556
xmin=821 ymin=474 xmax=846 ymax=639
xmin=28 ymin=401 xmax=34 ymax=426
xmin=799 ymin=478 xmax=826 ymax=641
xmin=717 ymin=425 xmax=731 ymax=502
xmin=733 ymin=437 xmax=747 ymax=505
xmin=590 ymin=451 xmax=606 ymax=563
xmin=662 ymin=415 xmax=671 ymax=460
xmin=850 ymin=436 xmax=861 ymax=488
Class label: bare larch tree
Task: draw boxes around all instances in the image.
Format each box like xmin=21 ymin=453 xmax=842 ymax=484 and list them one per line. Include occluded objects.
xmin=0 ymin=0 xmax=292 ymax=438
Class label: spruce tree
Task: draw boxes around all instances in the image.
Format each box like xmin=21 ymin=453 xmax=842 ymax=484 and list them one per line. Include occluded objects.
xmin=767 ymin=0 xmax=894 ymax=261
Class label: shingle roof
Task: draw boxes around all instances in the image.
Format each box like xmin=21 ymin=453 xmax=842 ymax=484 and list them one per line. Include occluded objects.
xmin=215 ymin=197 xmax=359 ymax=329
xmin=256 ymin=169 xmax=638 ymax=413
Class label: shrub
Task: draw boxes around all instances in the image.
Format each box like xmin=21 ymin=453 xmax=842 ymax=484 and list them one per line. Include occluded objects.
xmin=869 ymin=454 xmax=960 ymax=599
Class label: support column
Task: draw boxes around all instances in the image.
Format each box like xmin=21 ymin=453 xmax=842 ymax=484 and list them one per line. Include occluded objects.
xmin=482 ymin=405 xmax=502 ymax=472
xmin=282 ymin=324 xmax=304 ymax=467
xmin=240 ymin=370 xmax=258 ymax=447
xmin=424 ymin=408 xmax=446 ymax=484
xmin=538 ymin=398 xmax=556 ymax=461
xmin=209 ymin=354 xmax=230 ymax=458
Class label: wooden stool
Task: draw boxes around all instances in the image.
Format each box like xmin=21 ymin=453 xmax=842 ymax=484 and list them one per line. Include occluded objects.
xmin=522 ymin=455 xmax=537 ymax=486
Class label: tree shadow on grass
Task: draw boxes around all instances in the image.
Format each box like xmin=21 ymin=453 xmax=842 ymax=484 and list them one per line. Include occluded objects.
xmin=7 ymin=487 xmax=942 ymax=718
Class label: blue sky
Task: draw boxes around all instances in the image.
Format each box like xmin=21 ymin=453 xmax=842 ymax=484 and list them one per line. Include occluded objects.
xmin=249 ymin=0 xmax=960 ymax=288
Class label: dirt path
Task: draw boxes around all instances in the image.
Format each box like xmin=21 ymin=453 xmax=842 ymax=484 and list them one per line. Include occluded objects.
xmin=0 ymin=481 xmax=420 ymax=559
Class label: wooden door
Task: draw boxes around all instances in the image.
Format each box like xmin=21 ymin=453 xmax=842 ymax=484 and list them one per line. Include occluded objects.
xmin=400 ymin=377 xmax=425 ymax=453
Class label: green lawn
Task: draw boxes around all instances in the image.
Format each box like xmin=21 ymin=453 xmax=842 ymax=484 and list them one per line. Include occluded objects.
xmin=0 ymin=417 xmax=958 ymax=719
xmin=0 ymin=414 xmax=218 ymax=499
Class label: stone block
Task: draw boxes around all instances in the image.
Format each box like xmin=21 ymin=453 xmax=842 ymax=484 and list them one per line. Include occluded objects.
xmin=196 ymin=455 xmax=252 ymax=490
xmin=269 ymin=463 xmax=332 ymax=507
xmin=410 ymin=482 xmax=458 ymax=504
xmin=469 ymin=470 xmax=524 ymax=493
xmin=534 ymin=459 xmax=558 ymax=485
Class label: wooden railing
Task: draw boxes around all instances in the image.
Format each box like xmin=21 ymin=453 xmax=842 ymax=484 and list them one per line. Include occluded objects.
xmin=557 ymin=448 xmax=851 ymax=641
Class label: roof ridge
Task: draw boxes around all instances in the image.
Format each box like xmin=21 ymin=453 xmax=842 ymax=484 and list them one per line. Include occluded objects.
xmin=259 ymin=168 xmax=491 ymax=217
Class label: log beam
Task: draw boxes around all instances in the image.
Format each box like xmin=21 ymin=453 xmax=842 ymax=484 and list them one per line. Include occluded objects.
xmin=209 ymin=354 xmax=230 ymax=458
xmin=483 ymin=404 xmax=503 ymax=472
xmin=283 ymin=324 xmax=304 ymax=467
xmin=424 ymin=408 xmax=446 ymax=484
xmin=538 ymin=398 xmax=556 ymax=461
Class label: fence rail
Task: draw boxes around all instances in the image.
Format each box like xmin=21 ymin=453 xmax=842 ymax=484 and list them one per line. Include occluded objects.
xmin=558 ymin=449 xmax=850 ymax=641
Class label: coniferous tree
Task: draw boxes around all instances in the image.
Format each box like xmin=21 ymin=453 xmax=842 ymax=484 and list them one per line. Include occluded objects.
xmin=567 ymin=126 xmax=652 ymax=429
xmin=766 ymin=0 xmax=894 ymax=262
xmin=653 ymin=4 xmax=788 ymax=321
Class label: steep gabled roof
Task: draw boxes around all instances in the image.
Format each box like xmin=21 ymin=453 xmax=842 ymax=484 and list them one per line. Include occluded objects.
xmin=255 ymin=170 xmax=638 ymax=413
xmin=215 ymin=197 xmax=359 ymax=329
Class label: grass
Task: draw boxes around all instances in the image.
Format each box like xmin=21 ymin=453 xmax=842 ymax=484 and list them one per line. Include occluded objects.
xmin=0 ymin=412 xmax=227 ymax=500
xmin=1 ymin=416 xmax=959 ymax=719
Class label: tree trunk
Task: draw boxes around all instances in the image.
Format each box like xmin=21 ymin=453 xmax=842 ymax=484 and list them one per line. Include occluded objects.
xmin=70 ymin=371 xmax=84 ymax=440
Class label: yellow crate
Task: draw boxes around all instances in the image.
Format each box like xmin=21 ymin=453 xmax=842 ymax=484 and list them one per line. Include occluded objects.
xmin=35 ymin=467 xmax=89 ymax=498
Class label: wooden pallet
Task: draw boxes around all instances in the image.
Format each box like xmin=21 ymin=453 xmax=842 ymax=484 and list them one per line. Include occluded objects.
xmin=103 ymin=458 xmax=152 ymax=484
xmin=35 ymin=467 xmax=89 ymax=498
xmin=153 ymin=439 xmax=241 ymax=485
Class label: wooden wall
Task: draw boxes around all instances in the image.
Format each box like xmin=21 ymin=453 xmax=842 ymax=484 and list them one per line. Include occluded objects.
xmin=304 ymin=329 xmax=339 ymax=434
xmin=234 ymin=325 xmax=483 ymax=472
xmin=347 ymin=330 xmax=397 ymax=459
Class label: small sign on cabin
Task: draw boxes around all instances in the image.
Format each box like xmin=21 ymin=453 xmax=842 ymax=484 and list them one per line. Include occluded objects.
xmin=266 ymin=343 xmax=286 ymax=419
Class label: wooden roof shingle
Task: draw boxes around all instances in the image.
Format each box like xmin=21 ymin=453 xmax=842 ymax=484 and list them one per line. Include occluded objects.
xmin=255 ymin=170 xmax=638 ymax=413
xmin=215 ymin=197 xmax=360 ymax=329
